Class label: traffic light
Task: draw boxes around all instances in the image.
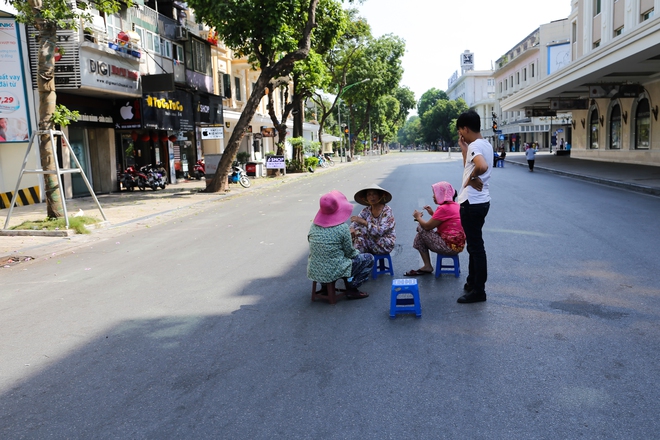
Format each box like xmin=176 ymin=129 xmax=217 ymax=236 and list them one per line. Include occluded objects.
xmin=343 ymin=125 xmax=349 ymax=135
xmin=373 ymin=136 xmax=377 ymax=142
xmin=492 ymin=122 xmax=498 ymax=131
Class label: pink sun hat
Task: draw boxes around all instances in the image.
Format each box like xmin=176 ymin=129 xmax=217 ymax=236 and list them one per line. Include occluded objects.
xmin=313 ymin=190 xmax=354 ymax=227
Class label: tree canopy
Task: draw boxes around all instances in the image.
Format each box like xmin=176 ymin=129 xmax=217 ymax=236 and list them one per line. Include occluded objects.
xmin=186 ymin=0 xmax=347 ymax=190
xmin=398 ymin=88 xmax=468 ymax=149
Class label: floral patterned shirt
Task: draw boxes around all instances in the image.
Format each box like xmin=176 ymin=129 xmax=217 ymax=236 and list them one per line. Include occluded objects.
xmin=350 ymin=205 xmax=396 ymax=254
xmin=307 ymin=223 xmax=358 ymax=283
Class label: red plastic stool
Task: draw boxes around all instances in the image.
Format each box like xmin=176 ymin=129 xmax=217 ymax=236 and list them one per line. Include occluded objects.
xmin=311 ymin=279 xmax=347 ymax=305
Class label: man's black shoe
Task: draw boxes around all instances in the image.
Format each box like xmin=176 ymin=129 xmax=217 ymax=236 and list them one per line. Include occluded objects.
xmin=457 ymin=291 xmax=487 ymax=303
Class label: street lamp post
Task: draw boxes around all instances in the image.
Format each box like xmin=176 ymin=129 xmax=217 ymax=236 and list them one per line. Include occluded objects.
xmin=337 ymin=78 xmax=370 ymax=162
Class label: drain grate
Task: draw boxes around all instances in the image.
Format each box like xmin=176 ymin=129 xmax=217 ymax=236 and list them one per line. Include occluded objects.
xmin=1 ymin=256 xmax=34 ymax=267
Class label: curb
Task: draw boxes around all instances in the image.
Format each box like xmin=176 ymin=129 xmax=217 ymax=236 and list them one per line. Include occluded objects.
xmin=505 ymin=159 xmax=660 ymax=196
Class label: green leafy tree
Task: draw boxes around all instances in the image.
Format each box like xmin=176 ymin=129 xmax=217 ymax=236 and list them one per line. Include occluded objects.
xmin=186 ymin=0 xmax=348 ymax=192
xmin=420 ymin=98 xmax=468 ymax=148
xmin=417 ymin=88 xmax=449 ymax=118
xmin=310 ymin=8 xmax=371 ymax=145
xmin=342 ymin=33 xmax=406 ymax=157
xmin=9 ymin=0 xmax=127 ymax=218
xmin=398 ymin=115 xmax=422 ymax=147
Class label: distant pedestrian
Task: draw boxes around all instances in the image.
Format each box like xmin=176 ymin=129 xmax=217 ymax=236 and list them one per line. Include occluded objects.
xmin=559 ymin=138 xmax=565 ymax=150
xmin=526 ymin=145 xmax=536 ymax=171
xmin=455 ymin=110 xmax=492 ymax=303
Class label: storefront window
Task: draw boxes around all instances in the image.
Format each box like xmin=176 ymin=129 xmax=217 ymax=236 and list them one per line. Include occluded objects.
xmin=609 ymin=105 xmax=621 ymax=149
xmin=172 ymin=131 xmax=195 ymax=179
xmin=589 ymin=109 xmax=599 ymax=149
xmin=635 ymin=98 xmax=650 ymax=149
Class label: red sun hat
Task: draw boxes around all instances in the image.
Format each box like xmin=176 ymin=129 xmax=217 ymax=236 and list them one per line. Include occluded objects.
xmin=313 ymin=190 xmax=353 ymax=227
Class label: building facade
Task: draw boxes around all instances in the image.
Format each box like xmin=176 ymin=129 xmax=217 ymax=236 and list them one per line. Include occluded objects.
xmin=494 ymin=19 xmax=573 ymax=152
xmin=503 ymin=0 xmax=660 ymax=166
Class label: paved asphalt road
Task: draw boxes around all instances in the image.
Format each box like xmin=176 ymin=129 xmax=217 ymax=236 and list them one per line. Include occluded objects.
xmin=1 ymin=153 xmax=659 ymax=439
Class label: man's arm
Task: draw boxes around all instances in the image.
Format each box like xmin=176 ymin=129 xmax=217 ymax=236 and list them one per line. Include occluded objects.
xmin=467 ymin=154 xmax=488 ymax=191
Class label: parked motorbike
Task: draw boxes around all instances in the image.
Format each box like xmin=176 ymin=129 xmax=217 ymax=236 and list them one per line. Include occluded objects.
xmin=192 ymin=159 xmax=205 ymax=180
xmin=228 ymin=162 xmax=251 ymax=188
xmin=138 ymin=164 xmax=167 ymax=190
xmin=120 ymin=167 xmax=137 ymax=191
xmin=149 ymin=163 xmax=168 ymax=189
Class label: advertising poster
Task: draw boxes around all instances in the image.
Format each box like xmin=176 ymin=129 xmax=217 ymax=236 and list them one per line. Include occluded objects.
xmin=0 ymin=18 xmax=30 ymax=143
xmin=547 ymin=42 xmax=571 ymax=76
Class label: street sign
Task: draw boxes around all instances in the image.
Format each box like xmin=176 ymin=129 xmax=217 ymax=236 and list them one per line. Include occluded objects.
xmin=499 ymin=135 xmax=505 ymax=140
xmin=495 ymin=130 xmax=502 ymax=134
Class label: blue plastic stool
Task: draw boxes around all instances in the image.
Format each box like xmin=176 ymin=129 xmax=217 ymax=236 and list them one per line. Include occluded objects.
xmin=372 ymin=253 xmax=394 ymax=279
xmin=435 ymin=254 xmax=460 ymax=278
xmin=390 ymin=279 xmax=421 ymax=318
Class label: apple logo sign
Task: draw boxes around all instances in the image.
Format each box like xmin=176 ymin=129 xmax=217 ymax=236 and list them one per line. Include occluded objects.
xmin=202 ymin=130 xmax=208 ymax=136
xmin=120 ymin=102 xmax=134 ymax=120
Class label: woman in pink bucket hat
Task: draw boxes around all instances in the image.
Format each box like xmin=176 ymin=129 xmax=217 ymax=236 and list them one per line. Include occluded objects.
xmin=308 ymin=190 xmax=374 ymax=299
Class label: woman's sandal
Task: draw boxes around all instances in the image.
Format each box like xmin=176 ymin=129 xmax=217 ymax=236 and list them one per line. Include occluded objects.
xmin=404 ymin=269 xmax=433 ymax=276
xmin=346 ymin=289 xmax=369 ymax=300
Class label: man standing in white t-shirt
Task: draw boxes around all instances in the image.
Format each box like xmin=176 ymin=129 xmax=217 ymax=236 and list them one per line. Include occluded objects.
xmin=455 ymin=110 xmax=493 ymax=303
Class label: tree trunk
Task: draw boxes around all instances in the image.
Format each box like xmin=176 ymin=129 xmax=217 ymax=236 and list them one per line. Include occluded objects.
xmin=266 ymin=87 xmax=291 ymax=155
xmin=204 ymin=76 xmax=268 ymax=192
xmin=32 ymin=6 xmax=63 ymax=218
xmin=204 ymin=0 xmax=319 ymax=191
xmin=292 ymin=75 xmax=304 ymax=139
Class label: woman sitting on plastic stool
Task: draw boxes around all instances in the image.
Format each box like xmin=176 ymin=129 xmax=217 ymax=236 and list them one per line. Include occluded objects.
xmin=404 ymin=181 xmax=465 ymax=276
xmin=308 ymin=191 xmax=374 ymax=299
xmin=349 ymin=184 xmax=396 ymax=255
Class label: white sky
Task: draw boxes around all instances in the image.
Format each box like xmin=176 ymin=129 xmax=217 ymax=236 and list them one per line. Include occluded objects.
xmin=356 ymin=0 xmax=572 ymax=108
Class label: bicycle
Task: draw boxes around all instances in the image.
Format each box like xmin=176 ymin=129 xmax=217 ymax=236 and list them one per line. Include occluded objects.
xmin=323 ymin=154 xmax=335 ymax=167
xmin=317 ymin=155 xmax=329 ymax=168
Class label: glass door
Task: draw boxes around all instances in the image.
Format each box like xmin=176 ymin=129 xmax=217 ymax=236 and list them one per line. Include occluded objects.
xmin=67 ymin=126 xmax=91 ymax=197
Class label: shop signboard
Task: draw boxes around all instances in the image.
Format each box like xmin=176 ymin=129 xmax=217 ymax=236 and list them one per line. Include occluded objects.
xmin=195 ymin=95 xmax=211 ymax=124
xmin=260 ymin=127 xmax=276 ymax=137
xmin=266 ymin=155 xmax=286 ymax=169
xmin=0 ymin=18 xmax=31 ymax=142
xmin=142 ymin=90 xmax=193 ymax=131
xmin=79 ymin=48 xmax=140 ymax=96
xmin=200 ymin=126 xmax=224 ymax=139
xmin=114 ymin=98 xmax=142 ymax=129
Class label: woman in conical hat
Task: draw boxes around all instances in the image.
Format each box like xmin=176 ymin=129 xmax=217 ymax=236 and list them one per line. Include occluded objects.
xmin=349 ymin=184 xmax=396 ymax=255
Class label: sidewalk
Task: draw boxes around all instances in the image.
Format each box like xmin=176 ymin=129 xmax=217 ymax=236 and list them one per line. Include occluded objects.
xmin=0 ymin=160 xmax=349 ymax=260
xmin=504 ymin=151 xmax=660 ymax=196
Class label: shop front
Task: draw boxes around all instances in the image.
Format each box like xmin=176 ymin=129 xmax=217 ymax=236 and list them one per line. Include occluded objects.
xmin=115 ymin=89 xmax=195 ymax=182
xmin=58 ymin=94 xmax=117 ymax=197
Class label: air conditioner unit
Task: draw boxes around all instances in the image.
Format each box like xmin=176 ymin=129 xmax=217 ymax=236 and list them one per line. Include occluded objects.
xmin=175 ymin=26 xmax=189 ymax=41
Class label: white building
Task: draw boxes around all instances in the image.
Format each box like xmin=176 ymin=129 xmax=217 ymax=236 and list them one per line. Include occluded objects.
xmin=494 ymin=19 xmax=573 ymax=151
xmin=446 ymin=50 xmax=497 ymax=135
xmin=502 ymin=0 xmax=660 ymax=166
